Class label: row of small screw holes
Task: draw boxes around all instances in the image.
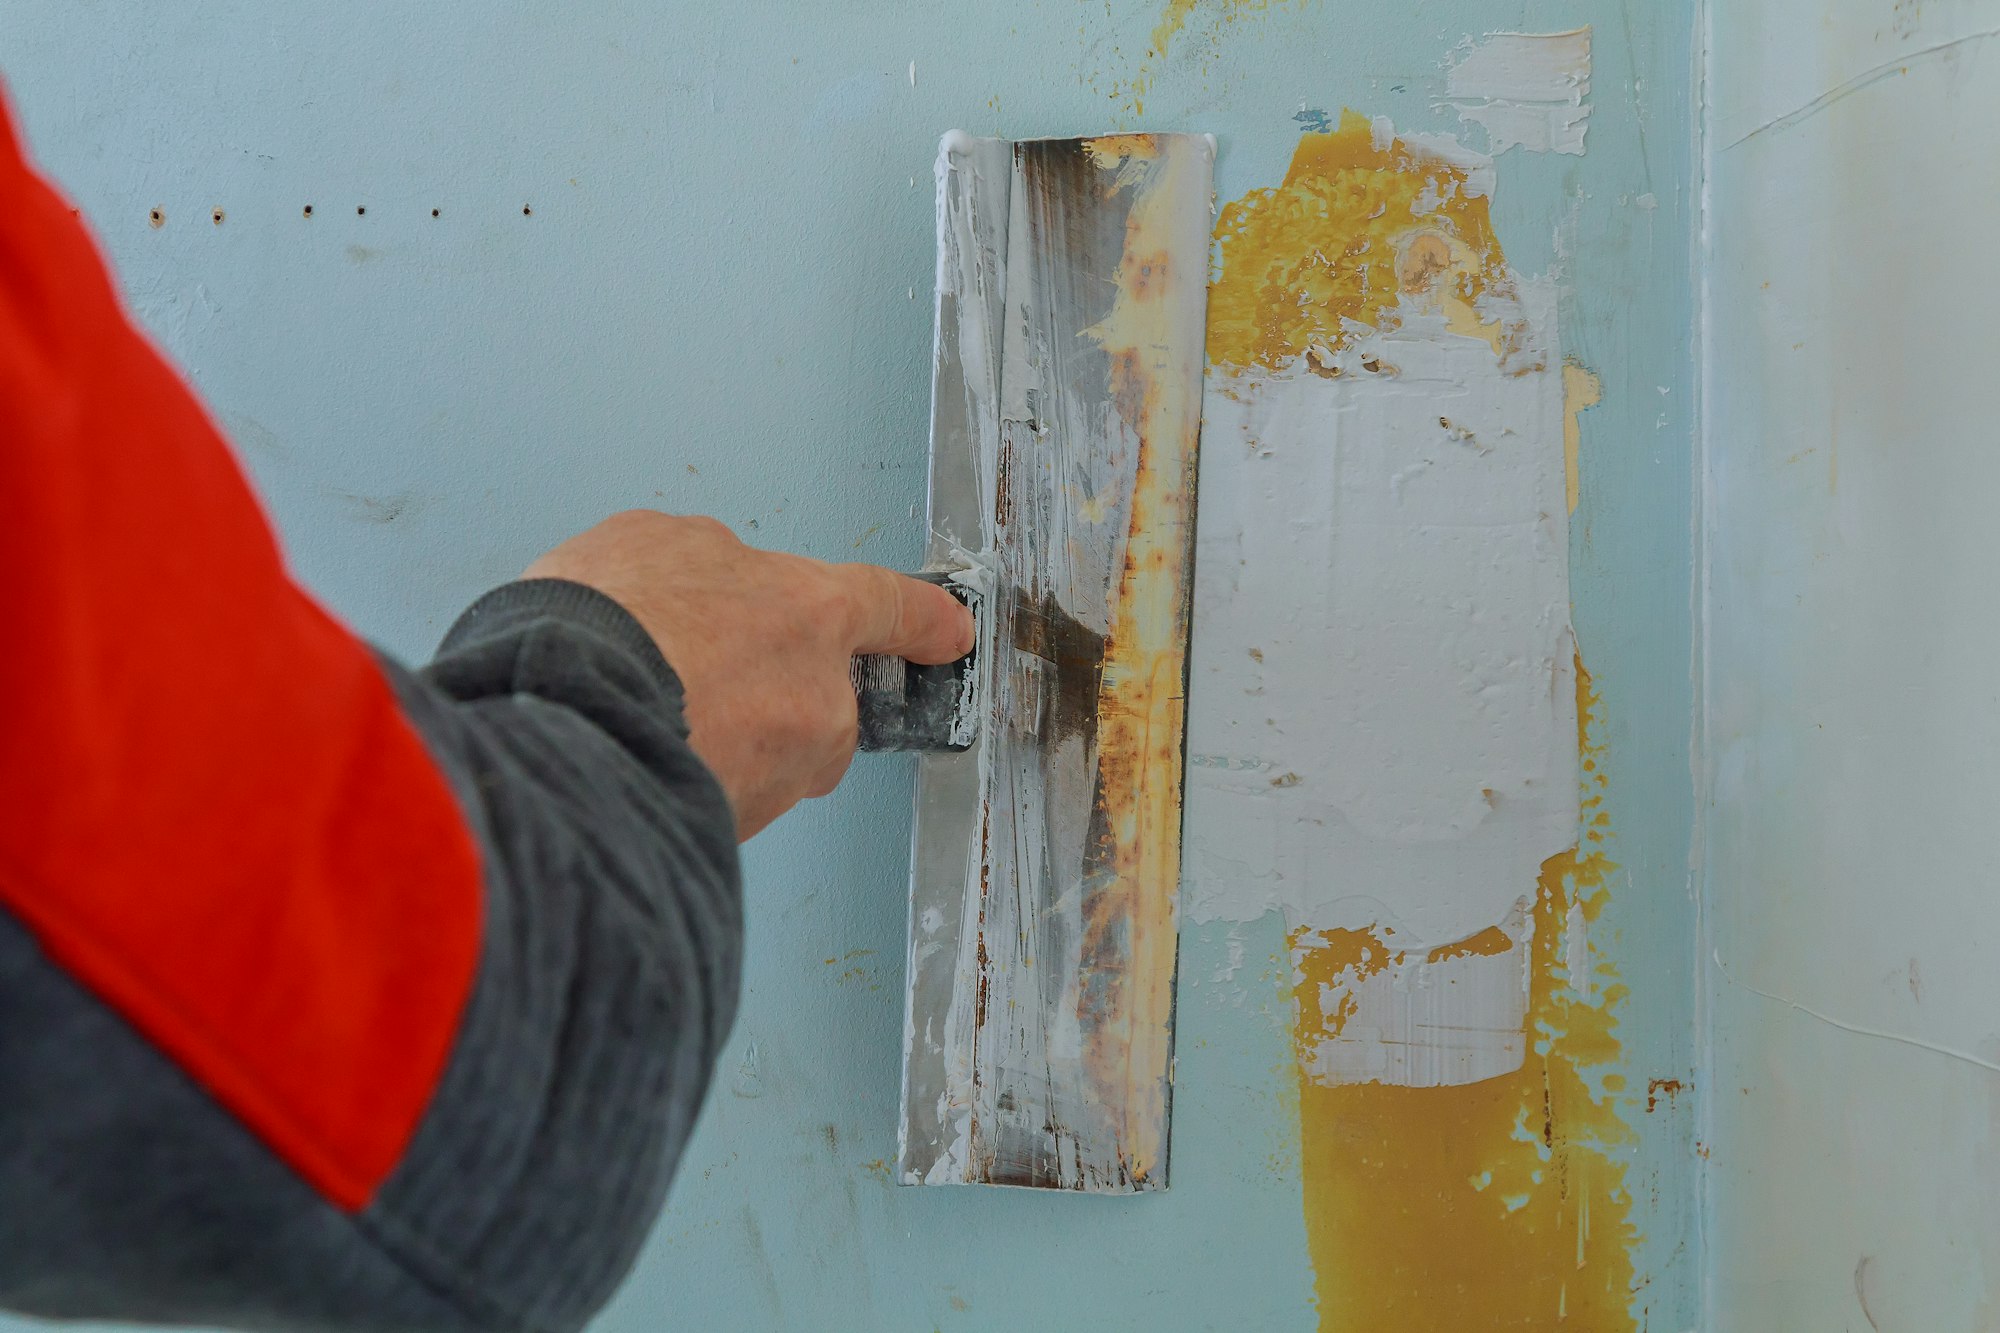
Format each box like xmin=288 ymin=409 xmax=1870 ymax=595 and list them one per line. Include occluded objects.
xmin=149 ymin=204 xmax=533 ymax=227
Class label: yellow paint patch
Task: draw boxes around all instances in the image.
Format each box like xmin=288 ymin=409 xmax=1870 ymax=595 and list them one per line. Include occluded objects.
xmin=1563 ymin=360 xmax=1603 ymax=514
xmin=1209 ymin=111 xmax=1516 ymax=375
xmin=1208 ymin=121 xmax=1638 ymax=1328
xmin=1292 ymin=664 xmax=1635 ymax=1330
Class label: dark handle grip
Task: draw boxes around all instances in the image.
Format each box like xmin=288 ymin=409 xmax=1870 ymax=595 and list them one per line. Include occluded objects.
xmin=851 ymin=572 xmax=981 ymax=753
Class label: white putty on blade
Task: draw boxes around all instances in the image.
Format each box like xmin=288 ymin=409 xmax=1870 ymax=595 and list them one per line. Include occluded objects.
xmin=899 ymin=131 xmax=1212 ymax=1191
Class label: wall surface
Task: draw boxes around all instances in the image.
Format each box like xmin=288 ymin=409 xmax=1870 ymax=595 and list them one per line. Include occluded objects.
xmin=1704 ymin=1 xmax=2000 ymax=1329
xmin=2 ymin=3 xmax=1695 ymax=1328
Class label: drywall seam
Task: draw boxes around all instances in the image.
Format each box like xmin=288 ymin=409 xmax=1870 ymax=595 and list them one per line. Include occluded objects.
xmin=1692 ymin=0 xmax=1716 ymax=1323
xmin=1445 ymin=30 xmax=1594 ymax=156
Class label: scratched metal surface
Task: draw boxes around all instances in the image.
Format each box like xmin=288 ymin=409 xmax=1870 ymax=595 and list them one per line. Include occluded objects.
xmin=899 ymin=133 xmax=1211 ymax=1191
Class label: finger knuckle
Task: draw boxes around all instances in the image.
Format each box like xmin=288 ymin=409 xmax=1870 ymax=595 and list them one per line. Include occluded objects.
xmin=794 ymin=568 xmax=853 ymax=642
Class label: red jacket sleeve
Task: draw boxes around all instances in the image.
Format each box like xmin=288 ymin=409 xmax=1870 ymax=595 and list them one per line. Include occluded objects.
xmin=0 ymin=85 xmax=483 ymax=1211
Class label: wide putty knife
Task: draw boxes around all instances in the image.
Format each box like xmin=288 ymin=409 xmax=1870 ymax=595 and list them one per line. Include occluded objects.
xmin=867 ymin=130 xmax=1213 ymax=1193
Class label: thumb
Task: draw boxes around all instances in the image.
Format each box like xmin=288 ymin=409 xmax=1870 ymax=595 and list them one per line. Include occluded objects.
xmin=837 ymin=565 xmax=976 ymax=664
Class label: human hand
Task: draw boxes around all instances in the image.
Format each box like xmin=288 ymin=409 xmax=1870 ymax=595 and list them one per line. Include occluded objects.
xmin=524 ymin=511 xmax=975 ymax=840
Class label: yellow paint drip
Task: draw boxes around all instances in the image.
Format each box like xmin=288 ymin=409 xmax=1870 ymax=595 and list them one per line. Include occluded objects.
xmin=1209 ymin=112 xmax=1511 ymax=376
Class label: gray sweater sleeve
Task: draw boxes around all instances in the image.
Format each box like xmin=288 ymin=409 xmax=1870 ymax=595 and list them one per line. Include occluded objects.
xmin=0 ymin=578 xmax=743 ymax=1333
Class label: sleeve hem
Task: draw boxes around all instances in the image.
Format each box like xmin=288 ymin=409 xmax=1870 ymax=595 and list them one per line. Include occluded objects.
xmin=441 ymin=579 xmax=680 ymax=703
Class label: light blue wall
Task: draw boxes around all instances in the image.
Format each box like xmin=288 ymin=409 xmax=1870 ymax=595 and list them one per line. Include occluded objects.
xmin=1704 ymin=2 xmax=2000 ymax=1327
xmin=1 ymin=3 xmax=1695 ymax=1328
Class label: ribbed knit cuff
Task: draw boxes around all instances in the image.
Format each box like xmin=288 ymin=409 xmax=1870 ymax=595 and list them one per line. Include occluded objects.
xmin=438 ymin=578 xmax=686 ymax=723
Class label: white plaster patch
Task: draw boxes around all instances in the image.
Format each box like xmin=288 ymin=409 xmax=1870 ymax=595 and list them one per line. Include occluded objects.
xmin=1445 ymin=29 xmax=1593 ymax=156
xmin=1564 ymin=897 xmax=1591 ymax=999
xmin=1184 ymin=129 xmax=1579 ymax=1088
xmin=1300 ymin=903 xmax=1535 ymax=1087
xmin=1185 ymin=283 xmax=1577 ymax=947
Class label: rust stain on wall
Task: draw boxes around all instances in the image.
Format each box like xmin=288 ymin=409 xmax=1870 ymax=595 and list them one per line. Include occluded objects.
xmin=1286 ymin=927 xmax=1397 ymax=1041
xmin=1294 ymin=664 xmax=1636 ymax=1330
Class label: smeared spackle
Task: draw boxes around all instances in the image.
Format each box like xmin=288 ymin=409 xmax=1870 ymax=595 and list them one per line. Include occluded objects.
xmin=1645 ymin=1077 xmax=1685 ymax=1114
xmin=1446 ymin=29 xmax=1594 ymax=156
xmin=900 ymin=133 xmax=1212 ymax=1193
xmin=1292 ymin=906 xmax=1533 ymax=1088
xmin=1564 ymin=360 xmax=1603 ymax=514
xmin=1295 ymin=664 xmax=1638 ymax=1330
xmin=1190 ymin=109 xmax=1575 ymax=1025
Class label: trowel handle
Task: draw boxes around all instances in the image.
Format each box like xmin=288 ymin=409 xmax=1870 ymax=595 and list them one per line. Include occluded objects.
xmin=851 ymin=573 xmax=981 ymax=753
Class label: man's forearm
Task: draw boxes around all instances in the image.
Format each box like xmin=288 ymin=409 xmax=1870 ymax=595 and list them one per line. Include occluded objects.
xmin=1 ymin=580 xmax=742 ymax=1332
xmin=0 ymin=83 xmax=742 ymax=1329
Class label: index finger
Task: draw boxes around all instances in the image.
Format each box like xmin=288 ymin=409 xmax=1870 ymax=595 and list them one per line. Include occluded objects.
xmin=836 ymin=564 xmax=977 ymax=664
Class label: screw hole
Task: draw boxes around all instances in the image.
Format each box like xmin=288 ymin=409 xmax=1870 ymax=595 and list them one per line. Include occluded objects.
xmin=356 ymin=205 xmax=366 ymax=216
xmin=211 ymin=207 xmax=224 ymax=225
xmin=148 ymin=208 xmax=164 ymax=228
xmin=431 ymin=208 xmax=440 ymax=218
xmin=522 ymin=204 xmax=532 ymax=216
xmin=303 ymin=204 xmax=313 ymax=218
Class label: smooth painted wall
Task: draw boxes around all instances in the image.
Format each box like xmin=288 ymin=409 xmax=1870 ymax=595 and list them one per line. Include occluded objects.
xmin=1705 ymin=1 xmax=2000 ymax=1327
xmin=2 ymin=3 xmax=1695 ymax=1328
